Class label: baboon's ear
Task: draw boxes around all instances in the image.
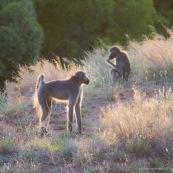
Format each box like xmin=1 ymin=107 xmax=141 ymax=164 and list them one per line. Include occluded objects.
xmin=76 ymin=72 xmax=84 ymax=78
xmin=110 ymin=47 xmax=115 ymax=52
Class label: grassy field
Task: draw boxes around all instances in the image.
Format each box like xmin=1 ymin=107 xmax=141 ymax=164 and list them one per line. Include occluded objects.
xmin=1 ymin=35 xmax=173 ymax=172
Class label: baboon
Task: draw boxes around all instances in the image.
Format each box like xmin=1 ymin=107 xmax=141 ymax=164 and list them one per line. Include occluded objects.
xmin=34 ymin=71 xmax=89 ymax=136
xmin=106 ymin=46 xmax=131 ymax=83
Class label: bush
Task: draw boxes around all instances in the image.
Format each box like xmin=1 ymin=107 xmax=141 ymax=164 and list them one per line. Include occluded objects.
xmin=0 ymin=0 xmax=43 ymax=91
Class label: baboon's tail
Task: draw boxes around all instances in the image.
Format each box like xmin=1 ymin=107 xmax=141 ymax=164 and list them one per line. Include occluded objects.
xmin=36 ymin=74 xmax=45 ymax=89
xmin=33 ymin=74 xmax=45 ymax=109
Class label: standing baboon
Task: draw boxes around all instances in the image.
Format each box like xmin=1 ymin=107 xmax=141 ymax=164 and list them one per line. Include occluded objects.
xmin=34 ymin=71 xmax=89 ymax=136
xmin=106 ymin=46 xmax=131 ymax=83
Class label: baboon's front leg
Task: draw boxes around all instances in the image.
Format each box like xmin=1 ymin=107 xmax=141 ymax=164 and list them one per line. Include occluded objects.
xmin=106 ymin=59 xmax=122 ymax=76
xmin=110 ymin=69 xmax=119 ymax=84
xmin=67 ymin=101 xmax=75 ymax=132
xmin=75 ymin=94 xmax=82 ymax=134
xmin=46 ymin=97 xmax=52 ymax=131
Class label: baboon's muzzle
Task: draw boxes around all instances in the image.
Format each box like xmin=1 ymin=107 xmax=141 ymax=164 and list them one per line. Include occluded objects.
xmin=85 ymin=78 xmax=90 ymax=85
xmin=109 ymin=54 xmax=115 ymax=60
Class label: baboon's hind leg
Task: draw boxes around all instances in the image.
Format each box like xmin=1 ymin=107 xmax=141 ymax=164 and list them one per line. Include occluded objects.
xmin=110 ymin=69 xmax=120 ymax=84
xmin=39 ymin=98 xmax=50 ymax=123
xmin=38 ymin=94 xmax=51 ymax=136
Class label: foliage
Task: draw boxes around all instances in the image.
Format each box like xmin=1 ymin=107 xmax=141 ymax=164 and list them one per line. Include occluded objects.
xmin=34 ymin=0 xmax=157 ymax=63
xmin=111 ymin=0 xmax=157 ymax=43
xmin=153 ymin=0 xmax=173 ymax=27
xmin=0 ymin=0 xmax=164 ymax=92
xmin=0 ymin=0 xmax=170 ymax=91
xmin=0 ymin=0 xmax=43 ymax=91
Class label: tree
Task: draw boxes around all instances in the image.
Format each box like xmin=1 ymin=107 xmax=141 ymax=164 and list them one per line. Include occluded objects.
xmin=34 ymin=0 xmax=116 ymax=67
xmin=0 ymin=0 xmax=44 ymax=91
xmin=153 ymin=0 xmax=173 ymax=36
xmin=34 ymin=0 xmax=157 ymax=62
xmin=110 ymin=0 xmax=157 ymax=44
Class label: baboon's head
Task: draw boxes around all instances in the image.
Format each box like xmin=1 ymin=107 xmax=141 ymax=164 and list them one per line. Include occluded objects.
xmin=109 ymin=46 xmax=120 ymax=59
xmin=74 ymin=71 xmax=90 ymax=85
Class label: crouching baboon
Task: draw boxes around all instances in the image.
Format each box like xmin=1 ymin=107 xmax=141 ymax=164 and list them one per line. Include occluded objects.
xmin=106 ymin=46 xmax=131 ymax=83
xmin=34 ymin=71 xmax=90 ymax=136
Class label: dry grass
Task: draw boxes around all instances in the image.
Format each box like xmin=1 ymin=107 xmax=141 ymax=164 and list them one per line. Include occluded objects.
xmin=1 ymin=35 xmax=173 ymax=172
xmin=128 ymin=35 xmax=173 ymax=82
xmin=100 ymin=88 xmax=173 ymax=156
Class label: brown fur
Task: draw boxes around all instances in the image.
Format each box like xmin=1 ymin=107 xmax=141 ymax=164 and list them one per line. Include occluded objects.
xmin=106 ymin=46 xmax=131 ymax=82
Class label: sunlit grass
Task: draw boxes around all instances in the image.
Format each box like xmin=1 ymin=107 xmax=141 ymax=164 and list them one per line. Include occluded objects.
xmin=1 ymin=34 xmax=173 ymax=171
xmin=100 ymin=88 xmax=173 ymax=158
xmin=128 ymin=36 xmax=173 ymax=82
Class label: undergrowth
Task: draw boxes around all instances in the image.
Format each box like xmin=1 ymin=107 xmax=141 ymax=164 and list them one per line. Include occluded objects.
xmin=1 ymin=34 xmax=173 ymax=172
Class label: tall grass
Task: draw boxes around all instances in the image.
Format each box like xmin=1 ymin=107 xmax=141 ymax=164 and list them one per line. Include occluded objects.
xmin=2 ymin=34 xmax=173 ymax=107
xmin=128 ymin=36 xmax=173 ymax=82
xmin=100 ymin=88 xmax=173 ymax=158
xmin=1 ymin=33 xmax=173 ymax=171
